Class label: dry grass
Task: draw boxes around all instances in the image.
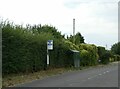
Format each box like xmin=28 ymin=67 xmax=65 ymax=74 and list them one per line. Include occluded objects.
xmin=2 ymin=67 xmax=72 ymax=87
xmin=2 ymin=66 xmax=95 ymax=87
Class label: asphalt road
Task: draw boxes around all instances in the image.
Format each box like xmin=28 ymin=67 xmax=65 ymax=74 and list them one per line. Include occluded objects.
xmin=16 ymin=62 xmax=118 ymax=87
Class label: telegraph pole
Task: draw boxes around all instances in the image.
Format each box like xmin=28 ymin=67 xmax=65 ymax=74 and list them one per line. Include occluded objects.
xmin=106 ymin=44 xmax=107 ymax=49
xmin=73 ymin=18 xmax=75 ymax=44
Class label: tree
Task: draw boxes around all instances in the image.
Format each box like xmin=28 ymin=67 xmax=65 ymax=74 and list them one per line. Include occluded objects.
xmin=111 ymin=42 xmax=120 ymax=55
xmin=97 ymin=46 xmax=106 ymax=60
xmin=67 ymin=32 xmax=84 ymax=45
xmin=30 ymin=24 xmax=63 ymax=39
xmin=75 ymin=32 xmax=84 ymax=45
xmin=101 ymin=50 xmax=112 ymax=64
xmin=97 ymin=46 xmax=112 ymax=64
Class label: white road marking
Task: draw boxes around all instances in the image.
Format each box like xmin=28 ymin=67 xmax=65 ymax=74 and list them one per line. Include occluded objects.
xmin=87 ymin=75 xmax=99 ymax=80
xmin=93 ymin=75 xmax=98 ymax=77
xmin=82 ymin=80 xmax=86 ymax=81
xmin=103 ymin=72 xmax=106 ymax=74
xmin=66 ymin=80 xmax=72 ymax=82
xmin=82 ymin=69 xmax=112 ymax=82
xmin=83 ymin=70 xmax=111 ymax=81
xmin=88 ymin=78 xmax=91 ymax=79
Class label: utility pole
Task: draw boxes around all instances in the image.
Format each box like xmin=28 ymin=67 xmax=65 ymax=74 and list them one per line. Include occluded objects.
xmin=106 ymin=44 xmax=107 ymax=49
xmin=73 ymin=18 xmax=75 ymax=44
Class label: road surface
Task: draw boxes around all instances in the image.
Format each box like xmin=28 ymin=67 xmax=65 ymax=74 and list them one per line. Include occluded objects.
xmin=16 ymin=62 xmax=118 ymax=87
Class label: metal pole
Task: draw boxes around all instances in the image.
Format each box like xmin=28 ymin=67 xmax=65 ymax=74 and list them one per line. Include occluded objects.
xmin=73 ymin=18 xmax=75 ymax=44
xmin=47 ymin=42 xmax=49 ymax=67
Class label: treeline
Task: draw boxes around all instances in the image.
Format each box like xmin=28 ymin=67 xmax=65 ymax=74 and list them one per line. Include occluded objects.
xmin=1 ymin=21 xmax=120 ymax=75
xmin=111 ymin=42 xmax=120 ymax=61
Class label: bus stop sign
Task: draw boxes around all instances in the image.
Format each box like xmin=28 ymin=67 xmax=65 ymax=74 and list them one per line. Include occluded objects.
xmin=47 ymin=40 xmax=53 ymax=50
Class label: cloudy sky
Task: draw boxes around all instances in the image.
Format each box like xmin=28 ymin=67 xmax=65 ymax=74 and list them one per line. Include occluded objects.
xmin=0 ymin=0 xmax=119 ymax=49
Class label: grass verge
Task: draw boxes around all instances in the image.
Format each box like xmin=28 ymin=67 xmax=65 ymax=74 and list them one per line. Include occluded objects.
xmin=3 ymin=67 xmax=76 ymax=87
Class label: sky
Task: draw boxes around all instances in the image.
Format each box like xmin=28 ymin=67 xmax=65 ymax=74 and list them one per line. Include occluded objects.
xmin=0 ymin=0 xmax=119 ymax=49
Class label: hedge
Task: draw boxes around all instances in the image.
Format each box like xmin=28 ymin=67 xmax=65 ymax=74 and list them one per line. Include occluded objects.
xmin=113 ymin=55 xmax=120 ymax=61
xmin=2 ymin=21 xmax=114 ymax=76
xmin=97 ymin=46 xmax=112 ymax=64
xmin=2 ymin=23 xmax=74 ymax=75
xmin=79 ymin=44 xmax=99 ymax=66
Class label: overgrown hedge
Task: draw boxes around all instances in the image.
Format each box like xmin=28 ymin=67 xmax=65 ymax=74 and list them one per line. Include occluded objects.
xmin=2 ymin=23 xmax=73 ymax=75
xmin=113 ymin=55 xmax=120 ymax=61
xmin=49 ymin=39 xmax=74 ymax=68
xmin=97 ymin=46 xmax=112 ymax=64
xmin=2 ymin=21 xmax=117 ymax=75
xmin=79 ymin=44 xmax=99 ymax=66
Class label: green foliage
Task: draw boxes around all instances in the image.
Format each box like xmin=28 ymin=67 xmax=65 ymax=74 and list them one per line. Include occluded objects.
xmin=2 ymin=24 xmax=54 ymax=74
xmin=97 ymin=46 xmax=112 ymax=64
xmin=67 ymin=32 xmax=84 ymax=45
xmin=113 ymin=55 xmax=120 ymax=61
xmin=2 ymin=21 xmax=74 ymax=75
xmin=97 ymin=46 xmax=106 ymax=62
xmin=29 ymin=24 xmax=63 ymax=39
xmin=100 ymin=50 xmax=112 ymax=64
xmin=2 ymin=19 xmax=116 ymax=76
xmin=111 ymin=42 xmax=120 ymax=55
xmin=80 ymin=49 xmax=89 ymax=66
xmin=79 ymin=44 xmax=98 ymax=66
xmin=49 ymin=40 xmax=73 ymax=68
xmin=74 ymin=32 xmax=84 ymax=45
xmin=64 ymin=40 xmax=79 ymax=50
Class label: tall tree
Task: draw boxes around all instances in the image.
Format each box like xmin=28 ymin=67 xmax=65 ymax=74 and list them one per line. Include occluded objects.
xmin=111 ymin=42 xmax=120 ymax=55
xmin=67 ymin=32 xmax=84 ymax=45
xmin=75 ymin=32 xmax=84 ymax=45
xmin=31 ymin=24 xmax=63 ymax=39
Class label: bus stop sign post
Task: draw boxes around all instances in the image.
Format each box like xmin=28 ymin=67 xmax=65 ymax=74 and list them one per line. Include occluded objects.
xmin=47 ymin=40 xmax=53 ymax=66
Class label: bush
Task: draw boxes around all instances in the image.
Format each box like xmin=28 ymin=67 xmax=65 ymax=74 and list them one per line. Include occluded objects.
xmin=100 ymin=51 xmax=111 ymax=64
xmin=113 ymin=55 xmax=120 ymax=61
xmin=49 ymin=39 xmax=73 ymax=68
xmin=109 ymin=58 xmax=115 ymax=62
xmin=79 ymin=44 xmax=98 ymax=66
xmin=111 ymin=42 xmax=120 ymax=55
xmin=64 ymin=40 xmax=79 ymax=50
xmin=80 ymin=49 xmax=89 ymax=66
xmin=97 ymin=46 xmax=112 ymax=64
